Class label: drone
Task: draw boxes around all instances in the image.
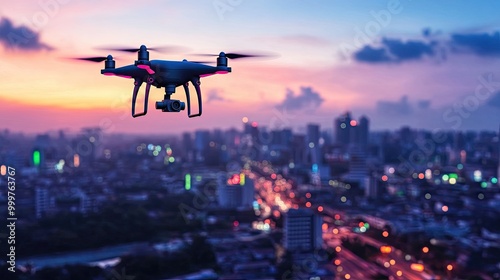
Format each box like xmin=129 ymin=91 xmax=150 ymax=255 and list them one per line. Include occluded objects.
xmin=75 ymin=45 xmax=268 ymax=118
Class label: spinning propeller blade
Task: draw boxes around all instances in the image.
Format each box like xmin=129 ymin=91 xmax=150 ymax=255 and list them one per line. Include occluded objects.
xmin=72 ymin=56 xmax=110 ymax=62
xmin=97 ymin=45 xmax=188 ymax=53
xmin=197 ymin=52 xmax=277 ymax=60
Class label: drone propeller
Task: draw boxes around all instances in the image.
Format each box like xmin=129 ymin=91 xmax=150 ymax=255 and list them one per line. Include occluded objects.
xmin=72 ymin=56 xmax=111 ymax=63
xmin=97 ymin=45 xmax=188 ymax=53
xmin=197 ymin=52 xmax=277 ymax=60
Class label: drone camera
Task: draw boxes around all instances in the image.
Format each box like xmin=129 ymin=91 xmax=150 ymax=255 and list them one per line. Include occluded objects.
xmin=156 ymin=99 xmax=186 ymax=112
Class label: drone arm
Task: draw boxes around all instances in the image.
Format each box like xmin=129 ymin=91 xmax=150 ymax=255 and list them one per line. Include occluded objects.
xmin=131 ymin=77 xmax=152 ymax=118
xmin=183 ymin=76 xmax=202 ymax=118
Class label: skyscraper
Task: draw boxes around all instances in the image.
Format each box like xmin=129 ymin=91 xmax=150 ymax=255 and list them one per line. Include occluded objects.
xmin=335 ymin=112 xmax=352 ymax=147
xmin=217 ymin=173 xmax=254 ymax=209
xmin=306 ymin=124 xmax=320 ymax=165
xmin=194 ymin=130 xmax=210 ymax=162
xmin=283 ymin=208 xmax=322 ymax=252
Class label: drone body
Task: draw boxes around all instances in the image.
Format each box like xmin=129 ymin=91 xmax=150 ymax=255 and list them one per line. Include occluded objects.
xmin=97 ymin=45 xmax=232 ymax=118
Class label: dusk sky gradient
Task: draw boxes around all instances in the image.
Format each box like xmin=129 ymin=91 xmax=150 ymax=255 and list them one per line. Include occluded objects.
xmin=1 ymin=0 xmax=500 ymax=134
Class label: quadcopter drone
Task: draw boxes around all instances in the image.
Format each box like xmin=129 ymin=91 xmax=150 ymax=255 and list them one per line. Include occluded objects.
xmin=76 ymin=45 xmax=267 ymax=118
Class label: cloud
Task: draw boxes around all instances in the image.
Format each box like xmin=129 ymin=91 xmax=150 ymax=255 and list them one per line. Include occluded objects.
xmin=354 ymin=46 xmax=391 ymax=63
xmin=353 ymin=37 xmax=437 ymax=63
xmin=352 ymin=29 xmax=500 ymax=64
xmin=206 ymin=89 xmax=229 ymax=103
xmin=376 ymin=95 xmax=412 ymax=115
xmin=450 ymin=31 xmax=500 ymax=56
xmin=276 ymin=86 xmax=324 ymax=111
xmin=382 ymin=38 xmax=436 ymax=61
xmin=0 ymin=17 xmax=52 ymax=51
xmin=376 ymin=96 xmax=432 ymax=116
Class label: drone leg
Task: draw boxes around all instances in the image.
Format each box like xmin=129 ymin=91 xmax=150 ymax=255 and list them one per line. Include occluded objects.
xmin=182 ymin=83 xmax=192 ymax=117
xmin=131 ymin=77 xmax=152 ymax=118
xmin=187 ymin=76 xmax=202 ymax=118
xmin=131 ymin=79 xmax=143 ymax=117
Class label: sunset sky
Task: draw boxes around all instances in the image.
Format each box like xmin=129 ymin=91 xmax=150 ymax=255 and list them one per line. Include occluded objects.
xmin=1 ymin=0 xmax=500 ymax=134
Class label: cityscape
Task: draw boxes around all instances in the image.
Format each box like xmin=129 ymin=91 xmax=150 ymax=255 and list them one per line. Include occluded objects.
xmin=0 ymin=112 xmax=499 ymax=279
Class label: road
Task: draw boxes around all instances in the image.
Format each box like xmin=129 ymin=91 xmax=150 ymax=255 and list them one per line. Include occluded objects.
xmin=247 ymin=159 xmax=440 ymax=279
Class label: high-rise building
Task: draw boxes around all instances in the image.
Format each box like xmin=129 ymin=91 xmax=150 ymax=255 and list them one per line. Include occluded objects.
xmin=292 ymin=135 xmax=306 ymax=165
xmin=182 ymin=132 xmax=193 ymax=162
xmin=35 ymin=186 xmax=50 ymax=219
xmin=283 ymin=208 xmax=322 ymax=252
xmin=358 ymin=115 xmax=369 ymax=148
xmin=194 ymin=130 xmax=210 ymax=162
xmin=335 ymin=112 xmax=352 ymax=146
xmin=217 ymin=173 xmax=254 ymax=209
xmin=306 ymin=124 xmax=320 ymax=165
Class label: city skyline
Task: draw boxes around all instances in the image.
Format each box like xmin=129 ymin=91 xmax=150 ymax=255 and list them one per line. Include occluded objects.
xmin=1 ymin=1 xmax=500 ymax=133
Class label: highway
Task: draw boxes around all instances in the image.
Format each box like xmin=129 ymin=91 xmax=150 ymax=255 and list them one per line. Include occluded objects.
xmin=247 ymin=159 xmax=440 ymax=279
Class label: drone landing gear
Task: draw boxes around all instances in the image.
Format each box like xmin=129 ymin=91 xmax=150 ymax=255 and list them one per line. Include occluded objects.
xmin=183 ymin=76 xmax=202 ymax=118
xmin=131 ymin=77 xmax=153 ymax=118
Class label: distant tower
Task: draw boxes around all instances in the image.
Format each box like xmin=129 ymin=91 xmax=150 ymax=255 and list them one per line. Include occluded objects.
xmin=35 ymin=186 xmax=50 ymax=219
xmin=306 ymin=124 xmax=320 ymax=165
xmin=194 ymin=130 xmax=210 ymax=162
xmin=358 ymin=115 xmax=369 ymax=148
xmin=217 ymin=173 xmax=254 ymax=209
xmin=335 ymin=112 xmax=352 ymax=147
xmin=182 ymin=132 xmax=193 ymax=162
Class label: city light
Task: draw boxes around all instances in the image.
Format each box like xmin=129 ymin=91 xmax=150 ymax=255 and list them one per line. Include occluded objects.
xmin=380 ymin=246 xmax=392 ymax=254
xmin=447 ymin=264 xmax=453 ymax=271
xmin=322 ymin=223 xmax=328 ymax=232
xmin=33 ymin=150 xmax=41 ymax=166
xmin=0 ymin=165 xmax=5 ymax=176
xmin=242 ymin=116 xmax=248 ymax=123
xmin=240 ymin=173 xmax=245 ymax=185
xmin=305 ymin=202 xmax=311 ymax=208
xmin=317 ymin=206 xmax=324 ymax=212
xmin=422 ymin=247 xmax=429 ymax=253
xmin=442 ymin=205 xmax=449 ymax=212
xmin=381 ymin=175 xmax=388 ymax=181
xmin=382 ymin=231 xmax=389 ymax=237
xmin=185 ymin=173 xmax=191 ymax=190
xmin=473 ymin=170 xmax=482 ymax=182
xmin=73 ymin=154 xmax=80 ymax=167
xmin=410 ymin=263 xmax=425 ymax=272
xmin=333 ymin=228 xmax=339 ymax=234
xmin=396 ymin=270 xmax=403 ymax=277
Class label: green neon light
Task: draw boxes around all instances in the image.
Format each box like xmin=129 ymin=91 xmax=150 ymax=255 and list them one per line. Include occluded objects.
xmin=33 ymin=150 xmax=41 ymax=166
xmin=185 ymin=174 xmax=191 ymax=190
